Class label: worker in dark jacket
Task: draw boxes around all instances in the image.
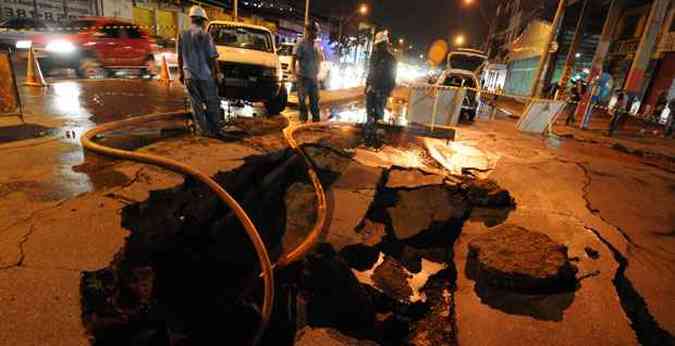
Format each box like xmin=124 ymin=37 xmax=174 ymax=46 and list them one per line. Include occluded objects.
xmin=364 ymin=30 xmax=397 ymax=145
xmin=366 ymin=31 xmax=397 ymax=122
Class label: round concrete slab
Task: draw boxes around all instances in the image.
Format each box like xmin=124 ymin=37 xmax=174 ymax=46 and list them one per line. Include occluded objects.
xmin=467 ymin=224 xmax=577 ymax=292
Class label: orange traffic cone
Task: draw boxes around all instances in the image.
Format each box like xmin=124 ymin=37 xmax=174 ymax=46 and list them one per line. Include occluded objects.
xmin=24 ymin=48 xmax=47 ymax=87
xmin=159 ymin=55 xmax=172 ymax=83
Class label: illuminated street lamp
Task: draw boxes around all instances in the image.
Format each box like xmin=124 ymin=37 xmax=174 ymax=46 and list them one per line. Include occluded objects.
xmin=359 ymin=3 xmax=369 ymax=16
xmin=399 ymin=38 xmax=405 ymax=45
xmin=454 ymin=34 xmax=466 ymax=47
xmin=461 ymin=0 xmax=491 ymax=52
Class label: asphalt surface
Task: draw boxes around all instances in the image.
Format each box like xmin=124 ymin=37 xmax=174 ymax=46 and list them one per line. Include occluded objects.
xmin=0 ymin=74 xmax=673 ymax=345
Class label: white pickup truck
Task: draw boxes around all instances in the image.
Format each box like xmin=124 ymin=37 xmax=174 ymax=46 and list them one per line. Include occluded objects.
xmin=207 ymin=21 xmax=287 ymax=115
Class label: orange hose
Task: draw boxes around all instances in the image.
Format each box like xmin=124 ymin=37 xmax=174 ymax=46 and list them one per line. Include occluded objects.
xmin=277 ymin=121 xmax=329 ymax=266
xmin=80 ymin=111 xmax=274 ymax=345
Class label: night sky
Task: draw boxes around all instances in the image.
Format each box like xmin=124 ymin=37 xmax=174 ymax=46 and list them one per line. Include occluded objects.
xmin=302 ymin=0 xmax=496 ymax=54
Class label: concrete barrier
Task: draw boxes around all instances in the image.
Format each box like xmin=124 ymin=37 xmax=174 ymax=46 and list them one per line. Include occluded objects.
xmin=408 ymin=84 xmax=465 ymax=128
xmin=516 ymin=99 xmax=567 ymax=134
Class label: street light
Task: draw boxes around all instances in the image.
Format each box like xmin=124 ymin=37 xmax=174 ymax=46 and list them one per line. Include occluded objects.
xmin=359 ymin=3 xmax=369 ymax=16
xmin=454 ymin=34 xmax=466 ymax=47
xmin=399 ymin=38 xmax=404 ymax=45
xmin=461 ymin=0 xmax=490 ymax=52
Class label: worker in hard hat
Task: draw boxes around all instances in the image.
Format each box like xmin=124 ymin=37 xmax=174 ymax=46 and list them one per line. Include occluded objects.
xmin=292 ymin=22 xmax=324 ymax=122
xmin=364 ymin=30 xmax=397 ymax=146
xmin=177 ymin=5 xmax=225 ymax=137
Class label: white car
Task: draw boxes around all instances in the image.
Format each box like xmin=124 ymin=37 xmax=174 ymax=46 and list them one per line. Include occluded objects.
xmin=436 ymin=69 xmax=481 ymax=121
xmin=207 ymin=21 xmax=287 ymax=115
xmin=278 ymin=42 xmax=294 ymax=82
xmin=434 ymin=49 xmax=488 ymax=122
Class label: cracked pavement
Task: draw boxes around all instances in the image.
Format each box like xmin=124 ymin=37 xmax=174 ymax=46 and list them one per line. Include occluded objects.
xmin=454 ymin=118 xmax=674 ymax=345
xmin=0 ymin=79 xmax=673 ymax=345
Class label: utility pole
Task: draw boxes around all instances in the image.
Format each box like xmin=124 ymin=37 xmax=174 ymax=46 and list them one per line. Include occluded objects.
xmin=624 ymin=0 xmax=670 ymax=99
xmin=234 ymin=0 xmax=238 ymax=22
xmin=530 ymin=0 xmax=566 ymax=98
xmin=305 ymin=0 xmax=310 ymax=30
xmin=573 ymin=0 xmax=624 ymax=125
xmin=556 ymin=0 xmax=590 ymax=100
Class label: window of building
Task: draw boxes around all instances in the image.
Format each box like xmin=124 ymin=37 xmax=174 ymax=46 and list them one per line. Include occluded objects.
xmin=670 ymin=15 xmax=675 ymax=32
xmin=620 ymin=15 xmax=640 ymax=39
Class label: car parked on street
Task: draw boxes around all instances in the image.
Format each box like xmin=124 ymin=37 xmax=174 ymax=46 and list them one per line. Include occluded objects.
xmin=436 ymin=68 xmax=481 ymax=122
xmin=434 ymin=49 xmax=488 ymax=122
xmin=31 ymin=17 xmax=157 ymax=78
xmin=208 ymin=21 xmax=287 ymax=115
xmin=278 ymin=42 xmax=294 ymax=83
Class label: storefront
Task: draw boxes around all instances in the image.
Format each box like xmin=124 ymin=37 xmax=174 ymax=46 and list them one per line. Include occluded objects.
xmin=0 ymin=0 xmax=95 ymax=22
xmin=482 ymin=63 xmax=507 ymax=92
xmin=503 ymin=20 xmax=552 ymax=96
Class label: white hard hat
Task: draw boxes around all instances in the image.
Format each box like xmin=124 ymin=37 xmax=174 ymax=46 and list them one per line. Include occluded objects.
xmin=188 ymin=5 xmax=208 ymax=20
xmin=374 ymin=30 xmax=389 ymax=45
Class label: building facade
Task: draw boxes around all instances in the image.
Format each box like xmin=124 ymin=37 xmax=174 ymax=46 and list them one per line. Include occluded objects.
xmin=486 ymin=0 xmax=675 ymax=114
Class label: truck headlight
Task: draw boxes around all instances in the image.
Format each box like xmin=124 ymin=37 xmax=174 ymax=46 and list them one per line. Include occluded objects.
xmin=45 ymin=40 xmax=76 ymax=54
xmin=15 ymin=40 xmax=32 ymax=49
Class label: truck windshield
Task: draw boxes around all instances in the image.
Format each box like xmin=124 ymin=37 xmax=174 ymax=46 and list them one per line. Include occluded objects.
xmin=209 ymin=24 xmax=273 ymax=53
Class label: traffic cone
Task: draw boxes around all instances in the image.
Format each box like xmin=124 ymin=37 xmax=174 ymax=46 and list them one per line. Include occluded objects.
xmin=159 ymin=55 xmax=172 ymax=83
xmin=24 ymin=48 xmax=47 ymax=87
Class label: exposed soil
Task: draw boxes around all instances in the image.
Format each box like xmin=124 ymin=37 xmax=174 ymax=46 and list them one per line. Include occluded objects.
xmin=80 ymin=126 xmax=520 ymax=346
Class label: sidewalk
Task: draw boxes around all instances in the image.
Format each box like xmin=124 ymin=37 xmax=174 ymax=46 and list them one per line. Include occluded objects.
xmin=492 ymin=97 xmax=674 ymax=165
xmin=553 ymin=111 xmax=674 ymax=161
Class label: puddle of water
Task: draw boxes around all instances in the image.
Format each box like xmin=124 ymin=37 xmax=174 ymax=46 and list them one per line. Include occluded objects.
xmin=352 ymin=252 xmax=447 ymax=303
xmin=544 ymin=134 xmax=563 ymax=150
xmin=328 ymin=99 xmax=408 ymax=126
xmin=353 ymin=145 xmax=432 ymax=170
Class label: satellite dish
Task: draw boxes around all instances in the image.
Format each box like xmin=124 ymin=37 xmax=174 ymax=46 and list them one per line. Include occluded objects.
xmin=427 ymin=40 xmax=449 ymax=67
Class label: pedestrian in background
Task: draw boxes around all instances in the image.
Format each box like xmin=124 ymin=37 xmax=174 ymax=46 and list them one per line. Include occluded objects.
xmin=292 ymin=22 xmax=324 ymax=122
xmin=581 ymin=66 xmax=613 ymax=129
xmin=566 ymin=80 xmax=582 ymax=126
xmin=666 ymin=98 xmax=675 ymax=137
xmin=177 ymin=6 xmax=224 ymax=138
xmin=608 ymin=89 xmax=628 ymax=137
xmin=364 ymin=31 xmax=397 ymax=134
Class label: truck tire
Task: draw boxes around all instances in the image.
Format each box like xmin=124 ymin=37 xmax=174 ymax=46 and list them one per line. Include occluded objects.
xmin=265 ymin=86 xmax=288 ymax=116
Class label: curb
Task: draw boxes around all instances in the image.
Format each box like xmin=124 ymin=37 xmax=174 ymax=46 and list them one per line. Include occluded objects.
xmin=0 ymin=133 xmax=61 ymax=151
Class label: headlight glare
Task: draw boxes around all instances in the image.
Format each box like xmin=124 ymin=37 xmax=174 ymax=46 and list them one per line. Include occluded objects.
xmin=45 ymin=40 xmax=76 ymax=54
xmin=15 ymin=40 xmax=32 ymax=49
